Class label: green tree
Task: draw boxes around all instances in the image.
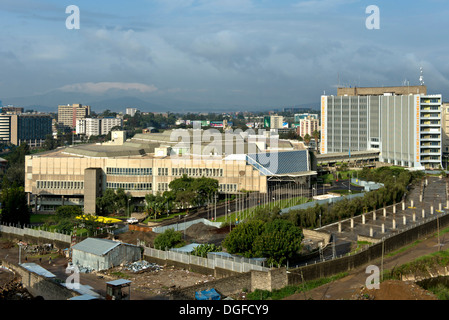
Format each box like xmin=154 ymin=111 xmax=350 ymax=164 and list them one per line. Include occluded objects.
xmin=145 ymin=193 xmax=166 ymax=218
xmin=303 ymin=134 xmax=311 ymax=146
xmin=0 ymin=186 xmax=30 ymax=226
xmin=96 ymin=189 xmax=119 ymax=215
xmin=191 ymin=244 xmax=222 ymax=258
xmin=222 ymin=220 xmax=265 ymax=258
xmin=56 ymin=205 xmax=83 ymax=219
xmin=312 ymin=130 xmax=320 ymax=152
xmin=153 ymin=228 xmax=185 ymax=250
xmin=253 ymin=219 xmax=304 ymax=266
xmin=42 ymin=134 xmax=57 ymax=151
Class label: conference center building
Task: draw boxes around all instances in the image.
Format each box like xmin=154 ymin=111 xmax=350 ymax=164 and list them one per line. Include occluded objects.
xmin=25 ymin=129 xmax=316 ymax=214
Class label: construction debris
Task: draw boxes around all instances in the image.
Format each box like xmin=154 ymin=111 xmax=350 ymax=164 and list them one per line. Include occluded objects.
xmin=123 ymin=260 xmax=162 ymax=273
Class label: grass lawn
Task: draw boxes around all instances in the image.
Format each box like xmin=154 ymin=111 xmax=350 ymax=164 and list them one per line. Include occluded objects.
xmin=30 ymin=214 xmax=55 ymax=224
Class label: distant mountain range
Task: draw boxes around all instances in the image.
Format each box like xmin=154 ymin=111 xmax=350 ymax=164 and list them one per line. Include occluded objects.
xmin=2 ymin=90 xmax=320 ymax=114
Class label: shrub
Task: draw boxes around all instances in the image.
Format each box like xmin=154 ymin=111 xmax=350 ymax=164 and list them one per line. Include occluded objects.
xmin=153 ymin=228 xmax=185 ymax=250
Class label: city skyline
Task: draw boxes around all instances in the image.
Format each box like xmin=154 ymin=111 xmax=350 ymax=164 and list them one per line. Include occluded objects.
xmin=1 ymin=0 xmax=448 ymax=113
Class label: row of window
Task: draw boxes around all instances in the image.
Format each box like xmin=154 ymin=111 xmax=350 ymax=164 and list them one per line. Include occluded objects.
xmin=106 ymin=167 xmax=225 ymax=177
xmin=37 ymin=180 xmax=84 ymax=190
xmin=172 ymin=167 xmax=224 ymax=177
xmin=158 ymin=183 xmax=169 ymax=191
xmin=36 ymin=180 xmax=240 ymax=193
xmin=106 ymin=167 xmax=152 ymax=175
xmin=219 ymin=184 xmax=238 ymax=192
xmin=106 ymin=182 xmax=152 ymax=191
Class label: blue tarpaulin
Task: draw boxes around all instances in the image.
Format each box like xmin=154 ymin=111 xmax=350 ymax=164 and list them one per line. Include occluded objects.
xmin=195 ymin=288 xmax=221 ymax=300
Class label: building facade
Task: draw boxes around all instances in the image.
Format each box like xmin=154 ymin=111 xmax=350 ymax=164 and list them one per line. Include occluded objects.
xmin=58 ymin=104 xmax=91 ymax=129
xmin=297 ymin=116 xmax=319 ymax=138
xmin=126 ymin=108 xmax=138 ymax=117
xmin=25 ymin=130 xmax=315 ymax=213
xmin=0 ymin=113 xmax=52 ymax=147
xmin=76 ymin=117 xmax=123 ymax=137
xmin=321 ymin=90 xmax=443 ymax=169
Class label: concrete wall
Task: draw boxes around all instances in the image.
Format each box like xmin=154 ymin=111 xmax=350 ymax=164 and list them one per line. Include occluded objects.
xmin=84 ymin=168 xmax=101 ymax=214
xmin=251 ymin=268 xmax=288 ymax=292
xmin=1 ymin=260 xmax=78 ymax=300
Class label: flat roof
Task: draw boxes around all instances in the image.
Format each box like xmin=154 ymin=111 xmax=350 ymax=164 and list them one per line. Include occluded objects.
xmin=106 ymin=279 xmax=132 ymax=286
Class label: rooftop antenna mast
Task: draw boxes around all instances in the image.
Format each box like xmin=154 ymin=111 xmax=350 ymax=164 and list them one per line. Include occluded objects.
xmin=419 ymin=67 xmax=424 ymax=86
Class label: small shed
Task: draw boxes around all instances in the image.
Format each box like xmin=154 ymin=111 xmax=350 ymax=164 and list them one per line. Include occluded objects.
xmin=71 ymin=238 xmax=141 ymax=271
xmin=106 ymin=279 xmax=132 ymax=300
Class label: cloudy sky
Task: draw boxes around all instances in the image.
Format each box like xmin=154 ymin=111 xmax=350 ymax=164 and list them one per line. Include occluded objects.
xmin=1 ymin=0 xmax=448 ymax=112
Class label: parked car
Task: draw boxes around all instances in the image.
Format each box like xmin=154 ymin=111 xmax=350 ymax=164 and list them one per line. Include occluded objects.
xmin=126 ymin=217 xmax=138 ymax=224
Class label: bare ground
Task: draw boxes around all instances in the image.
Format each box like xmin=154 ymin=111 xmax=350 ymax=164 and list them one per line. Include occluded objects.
xmin=0 ymin=223 xmax=227 ymax=300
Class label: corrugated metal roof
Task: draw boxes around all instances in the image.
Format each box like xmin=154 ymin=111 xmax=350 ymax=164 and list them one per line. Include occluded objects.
xmin=71 ymin=238 xmax=122 ymax=256
xmin=170 ymin=243 xmax=201 ymax=253
xmin=106 ymin=279 xmax=132 ymax=286
xmin=20 ymin=263 xmax=56 ymax=278
xmin=247 ymin=150 xmax=309 ymax=175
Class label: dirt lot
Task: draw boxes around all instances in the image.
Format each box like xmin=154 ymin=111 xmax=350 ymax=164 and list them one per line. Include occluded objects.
xmin=0 ymin=223 xmax=228 ymax=300
xmin=352 ymin=280 xmax=437 ymax=300
xmin=114 ymin=222 xmax=230 ymax=247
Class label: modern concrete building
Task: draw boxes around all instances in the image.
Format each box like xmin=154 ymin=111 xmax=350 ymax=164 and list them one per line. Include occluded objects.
xmin=58 ymin=104 xmax=91 ymax=129
xmin=294 ymin=113 xmax=319 ymax=122
xmin=126 ymin=108 xmax=138 ymax=117
xmin=76 ymin=117 xmax=122 ymax=137
xmin=321 ymin=86 xmax=443 ymax=169
xmin=337 ymin=85 xmax=427 ymax=97
xmin=0 ymin=113 xmax=52 ymax=147
xmin=1 ymin=106 xmax=24 ymax=114
xmin=25 ymin=129 xmax=316 ymax=213
xmin=264 ymin=115 xmax=284 ymax=129
xmin=442 ymin=102 xmax=449 ymax=156
xmin=297 ymin=116 xmax=320 ymax=138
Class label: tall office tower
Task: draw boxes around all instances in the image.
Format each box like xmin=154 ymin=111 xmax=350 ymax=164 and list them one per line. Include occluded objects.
xmin=441 ymin=102 xmax=449 ymax=156
xmin=321 ymin=86 xmax=442 ymax=169
xmin=0 ymin=115 xmax=11 ymax=142
xmin=0 ymin=113 xmax=52 ymax=147
xmin=297 ymin=116 xmax=320 ymax=138
xmin=266 ymin=115 xmax=283 ymax=129
xmin=58 ymin=104 xmax=91 ymax=128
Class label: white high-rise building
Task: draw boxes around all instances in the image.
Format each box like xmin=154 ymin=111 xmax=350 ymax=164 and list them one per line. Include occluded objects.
xmin=126 ymin=108 xmax=138 ymax=117
xmin=76 ymin=118 xmax=123 ymax=137
xmin=321 ymin=86 xmax=442 ymax=169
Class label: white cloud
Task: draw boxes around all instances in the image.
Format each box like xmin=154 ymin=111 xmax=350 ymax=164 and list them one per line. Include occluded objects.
xmin=57 ymin=82 xmax=158 ymax=94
